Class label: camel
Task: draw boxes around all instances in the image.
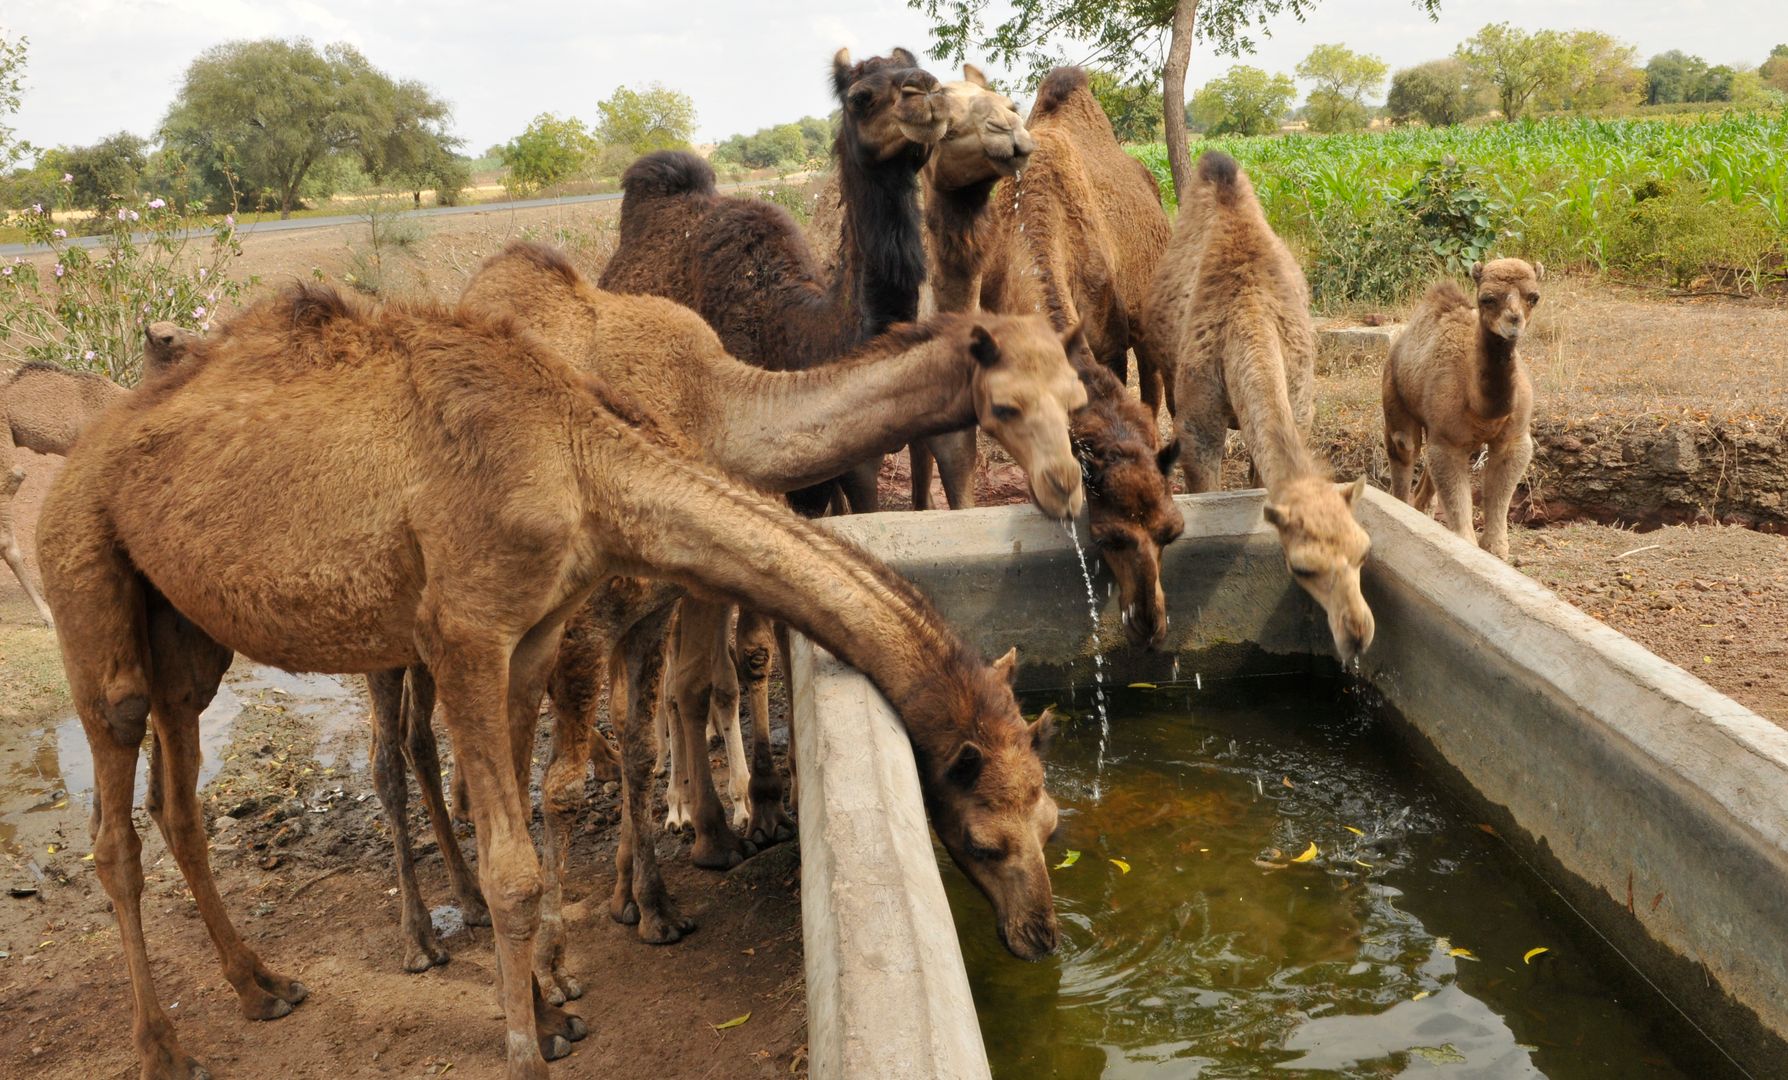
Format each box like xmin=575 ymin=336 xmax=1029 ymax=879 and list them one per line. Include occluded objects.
xmin=374 ymin=241 xmax=1086 ymax=987
xmin=600 ymin=47 xmax=946 ymax=515
xmin=1 ymin=323 xmax=190 ymax=624
xmin=1383 ymin=259 xmax=1543 ymax=559
xmin=1144 ymin=151 xmax=1375 ymax=663
xmin=40 ymin=282 xmax=1063 ymax=1080
xmin=912 ymin=65 xmax=1173 ymax=513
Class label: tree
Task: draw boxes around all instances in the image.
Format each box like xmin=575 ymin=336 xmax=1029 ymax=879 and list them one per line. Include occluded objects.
xmin=362 ymin=78 xmax=461 ymax=192
xmin=1538 ymin=31 xmax=1642 ymax=113
xmin=1086 ymin=69 xmax=1165 ymax=142
xmin=1190 ymin=65 xmax=1295 ymax=135
xmin=1762 ymin=45 xmax=1788 ymax=95
xmin=61 ymin=132 xmax=149 ymax=211
xmin=162 ymin=38 xmax=458 ymax=217
xmin=1644 ymin=51 xmax=1708 ymax=105
xmin=1297 ymin=43 xmax=1388 ymax=132
xmin=1386 ymin=58 xmax=1480 ymax=126
xmin=1690 ymin=64 xmax=1736 ymax=103
xmin=0 ymin=31 xmax=26 ymax=170
xmin=1456 ymin=23 xmax=1567 ymax=120
xmin=594 ymin=83 xmax=696 ymax=156
xmin=908 ymin=0 xmax=1440 ymax=199
xmin=499 ymin=113 xmax=597 ymax=195
xmin=713 ymin=115 xmax=834 ymax=170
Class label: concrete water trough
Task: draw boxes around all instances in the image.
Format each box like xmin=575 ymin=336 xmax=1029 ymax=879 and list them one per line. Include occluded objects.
xmin=791 ymin=488 xmax=1788 ymax=1079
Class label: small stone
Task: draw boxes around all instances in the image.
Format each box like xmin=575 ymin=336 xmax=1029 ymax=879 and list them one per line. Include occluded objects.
xmin=602 ymin=781 xmax=619 ymax=796
xmin=258 ymin=854 xmax=283 ymax=872
xmin=8 ymin=886 xmax=39 ymax=898
xmin=213 ymin=815 xmax=241 ymax=834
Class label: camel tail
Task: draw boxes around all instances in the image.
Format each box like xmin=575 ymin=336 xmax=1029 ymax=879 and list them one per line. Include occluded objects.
xmin=620 ymin=150 xmax=717 ymax=201
xmin=1033 ymin=67 xmax=1089 ymax=117
xmin=1197 ymin=151 xmax=1242 ymax=204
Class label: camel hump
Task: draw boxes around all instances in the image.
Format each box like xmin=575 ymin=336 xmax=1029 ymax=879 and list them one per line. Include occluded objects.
xmin=493 ymin=240 xmax=582 ymax=286
xmin=621 ymin=150 xmax=717 ymax=201
xmin=1423 ymin=279 xmax=1471 ymax=310
xmin=282 ymin=283 xmax=359 ymax=331
xmin=1033 ymin=67 xmax=1089 ymax=116
xmin=1197 ymin=150 xmax=1241 ymax=200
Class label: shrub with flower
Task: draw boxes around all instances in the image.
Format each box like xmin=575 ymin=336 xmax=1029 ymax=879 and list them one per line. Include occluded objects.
xmin=0 ymin=180 xmax=253 ymax=384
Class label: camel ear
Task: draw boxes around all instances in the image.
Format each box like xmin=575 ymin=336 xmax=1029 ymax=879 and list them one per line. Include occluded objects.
xmin=1029 ymin=706 xmax=1057 ymax=756
xmin=945 ymin=741 xmax=985 ymax=790
xmin=892 ymin=47 xmax=919 ymax=67
xmin=991 ymin=646 xmax=1018 ymax=684
xmin=833 ymin=48 xmax=854 ymax=97
xmin=1262 ymin=503 xmax=1289 ymax=528
xmin=1532 ymin=262 xmax=1546 ymax=282
xmin=1156 ymin=437 xmax=1182 ymax=477
xmin=1470 ymin=262 xmax=1485 ymax=284
xmin=963 ymin=63 xmax=988 ymax=88
xmin=969 ymin=324 xmax=1002 ymax=368
xmin=1338 ymin=475 xmax=1367 ymax=505
xmin=1060 ymin=320 xmax=1090 ymax=366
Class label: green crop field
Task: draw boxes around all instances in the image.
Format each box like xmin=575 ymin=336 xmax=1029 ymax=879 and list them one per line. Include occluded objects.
xmin=1129 ymin=111 xmax=1788 ymax=306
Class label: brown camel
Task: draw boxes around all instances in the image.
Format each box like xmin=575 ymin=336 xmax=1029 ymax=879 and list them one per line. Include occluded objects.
xmin=600 ymin=47 xmax=947 ymax=515
xmin=1383 ymin=259 xmax=1543 ymax=559
xmin=913 ymin=65 xmax=1173 ymax=512
xmin=2 ymin=324 xmax=190 ymax=624
xmin=1144 ymin=151 xmax=1375 ymax=663
xmin=40 ymin=283 xmax=1062 ymax=1079
xmin=375 ymin=242 xmax=1086 ymax=989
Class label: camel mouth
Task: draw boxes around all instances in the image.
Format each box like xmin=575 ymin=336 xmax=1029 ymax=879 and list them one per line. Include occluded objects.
xmin=997 ymin=914 xmax=1061 ymax=961
xmin=1120 ymin=604 xmax=1167 ymax=650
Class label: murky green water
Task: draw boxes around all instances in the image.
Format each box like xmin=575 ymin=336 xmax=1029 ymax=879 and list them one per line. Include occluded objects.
xmin=940 ymin=677 xmax=1739 ymax=1079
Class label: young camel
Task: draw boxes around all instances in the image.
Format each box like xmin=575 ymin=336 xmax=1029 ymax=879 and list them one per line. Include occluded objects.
xmin=378 ymin=242 xmax=1086 ymax=988
xmin=1144 ymin=151 xmax=1376 ymax=663
xmin=1 ymin=323 xmax=189 ymax=624
xmin=1383 ymin=259 xmax=1543 ymax=559
xmin=40 ymin=283 xmax=1063 ymax=1080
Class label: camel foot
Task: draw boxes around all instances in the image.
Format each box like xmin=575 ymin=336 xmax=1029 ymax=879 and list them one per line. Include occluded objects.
xmin=403 ymin=933 xmax=451 ymax=973
xmin=691 ymin=830 xmax=753 ymax=871
xmin=535 ymin=964 xmax=583 ymax=1006
xmin=746 ymin=799 xmax=796 ymax=849
xmin=535 ymin=997 xmax=588 ymax=1043
xmin=540 ymin=1034 xmax=572 ymax=1062
xmin=611 ymin=897 xmax=640 ymax=926
xmin=663 ymin=800 xmax=692 ymax=833
xmin=458 ymin=892 xmax=492 ymax=928
xmin=637 ymin=902 xmax=697 ymax=945
xmin=1481 ymin=536 xmax=1510 ymax=560
xmin=139 ymin=1042 xmax=211 ymax=1080
xmin=729 ymin=799 xmax=750 ymax=832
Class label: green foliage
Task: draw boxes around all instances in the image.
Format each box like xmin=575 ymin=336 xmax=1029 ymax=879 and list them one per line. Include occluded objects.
xmin=60 ymin=132 xmax=149 ymax=213
xmin=755 ymin=184 xmax=815 ymax=223
xmin=713 ymin=116 xmax=834 ymax=170
xmin=1762 ymin=46 xmax=1788 ymax=95
xmin=1190 ymin=65 xmax=1295 ymax=136
xmin=1455 ymin=23 xmax=1570 ymax=121
xmin=343 ymin=197 xmax=425 ymax=295
xmin=1400 ymin=157 xmax=1497 ymax=272
xmin=0 ymin=31 xmax=26 ymax=170
xmin=1537 ymin=31 xmax=1643 ymax=113
xmin=1387 ymin=59 xmax=1482 ymax=127
xmin=1296 ymin=43 xmax=1388 ymax=133
xmin=1087 ymin=69 xmax=1164 ymax=142
xmin=1645 ymin=51 xmax=1708 ymax=106
xmin=594 ymin=83 xmax=697 ymax=155
xmin=1606 ymin=179 xmax=1780 ymax=291
xmin=0 ymin=188 xmax=252 ymax=383
xmin=500 ymin=113 xmax=597 ymax=196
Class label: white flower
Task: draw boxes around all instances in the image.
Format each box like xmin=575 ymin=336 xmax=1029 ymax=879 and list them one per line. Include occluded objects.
xmin=60 ymin=173 xmax=72 ymax=183
xmin=198 ymin=267 xmax=208 ymax=280
xmin=148 ymin=198 xmax=166 ymax=210
xmin=51 ymin=228 xmax=66 ymax=239
xmin=192 ymin=305 xmax=206 ymax=318
xmin=84 ymin=350 xmax=96 ymax=361
xmin=31 ymin=203 xmax=41 ymax=213
xmin=118 ymin=208 xmax=129 ymax=221
xmin=53 ymin=263 xmax=64 ymax=278
xmin=1 ymin=266 xmax=11 ymax=276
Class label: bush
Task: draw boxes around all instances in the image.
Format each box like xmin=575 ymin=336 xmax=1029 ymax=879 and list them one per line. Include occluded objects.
xmin=0 ymin=184 xmax=252 ymax=383
xmin=1604 ymin=179 xmax=1780 ymax=291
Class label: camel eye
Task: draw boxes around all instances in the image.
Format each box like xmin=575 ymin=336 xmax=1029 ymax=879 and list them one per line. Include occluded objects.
xmin=1526 ymin=293 xmax=1540 ymax=306
xmin=966 ymin=836 xmax=1005 ymax=862
xmin=1290 ymin=565 xmax=1318 ymax=580
xmin=992 ymin=404 xmax=1021 ymax=422
xmin=1095 ymin=532 xmax=1133 ymax=551
xmin=1478 ymin=295 xmax=1496 ymax=307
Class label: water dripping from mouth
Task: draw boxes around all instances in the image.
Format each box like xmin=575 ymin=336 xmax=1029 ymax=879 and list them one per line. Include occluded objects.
xmin=1063 ymin=519 xmax=1110 ymax=800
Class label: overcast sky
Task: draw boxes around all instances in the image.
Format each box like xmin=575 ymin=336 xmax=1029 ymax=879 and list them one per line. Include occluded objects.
xmin=6 ymin=1 xmax=1785 ymax=155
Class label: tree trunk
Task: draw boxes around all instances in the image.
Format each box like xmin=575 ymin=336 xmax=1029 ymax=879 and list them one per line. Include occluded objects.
xmin=1162 ymin=0 xmax=1200 ymax=203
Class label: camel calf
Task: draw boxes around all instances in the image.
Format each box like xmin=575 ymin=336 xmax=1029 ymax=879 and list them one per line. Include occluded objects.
xmin=1383 ymin=259 xmax=1542 ymax=559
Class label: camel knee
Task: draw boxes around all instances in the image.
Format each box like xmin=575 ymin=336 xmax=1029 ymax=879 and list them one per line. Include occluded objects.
xmin=100 ymin=690 xmax=152 ymax=747
xmin=739 ymin=645 xmax=770 ymax=684
xmin=484 ymin=864 xmax=544 ymax=930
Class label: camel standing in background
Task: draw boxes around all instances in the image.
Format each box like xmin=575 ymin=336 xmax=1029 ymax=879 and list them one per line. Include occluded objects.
xmin=1144 ymin=151 xmax=1376 ymax=663
xmin=1384 ymin=258 xmax=1543 ymax=559
xmin=1 ymin=324 xmax=189 ymax=625
xmin=40 ymin=283 xmax=1063 ymax=1080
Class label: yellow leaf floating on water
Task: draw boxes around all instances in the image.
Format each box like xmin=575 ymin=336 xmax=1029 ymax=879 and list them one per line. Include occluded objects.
xmin=1354 ymin=859 xmax=1373 ymax=869
xmin=1281 ymin=776 xmax=1293 ymax=788
xmin=1448 ymin=947 xmax=1479 ymax=961
xmin=1127 ymin=682 xmax=1157 ymax=689
xmin=1109 ymin=858 xmax=1131 ymax=874
xmin=1343 ymin=826 xmax=1365 ymax=836
xmin=1523 ymin=947 xmax=1550 ymax=965
xmin=711 ymin=1012 xmax=751 ymax=1032
xmin=1053 ymin=850 xmax=1081 ymax=870
xmin=1412 ymin=990 xmax=1431 ymax=1002
xmin=1291 ymin=842 xmax=1319 ymax=863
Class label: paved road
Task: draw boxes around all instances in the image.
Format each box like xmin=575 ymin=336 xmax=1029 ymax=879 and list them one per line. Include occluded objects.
xmin=0 ymin=189 xmax=629 ymax=257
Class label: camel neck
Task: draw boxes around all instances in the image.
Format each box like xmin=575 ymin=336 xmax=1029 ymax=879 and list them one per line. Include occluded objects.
xmin=1473 ymin=324 xmax=1520 ymax=420
xmin=712 ymin=324 xmax=978 ymax=492
xmin=832 ymin=137 xmax=928 ymax=339
xmin=925 ymin=178 xmax=998 ymax=313
xmin=1230 ymin=324 xmax=1318 ymax=492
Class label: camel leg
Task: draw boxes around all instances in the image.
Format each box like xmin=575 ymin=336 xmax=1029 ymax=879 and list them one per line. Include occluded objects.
xmin=141 ymin=602 xmax=308 ymax=1026
xmin=1133 ymin=338 xmax=1167 ymax=422
xmin=839 ymin=458 xmax=882 ymax=514
xmin=367 ymin=667 xmax=449 ymax=972
xmin=737 ymin=608 xmax=794 ymax=846
xmin=2 ymin=468 xmax=55 ymax=625
xmin=1478 ymin=431 xmax=1533 ymax=560
xmin=400 ymin=664 xmax=490 ymax=926
xmin=909 ymin=441 xmax=935 ymax=511
xmin=1384 ymin=403 xmax=1422 ymax=505
xmin=534 ymin=621 xmax=606 ymax=1007
xmin=1411 ymin=467 xmax=1436 ymax=513
xmin=609 ymin=605 xmax=697 ymax=943
xmin=707 ymin=613 xmax=752 ymax=832
xmin=659 ymin=622 xmax=691 ymax=832
xmin=670 ymin=599 xmax=754 ymax=869
xmin=773 ymin=620 xmax=799 ymax=808
xmin=1425 ymin=443 xmax=1478 ymax=545
xmin=1174 ymin=369 xmax=1228 ymax=494
xmin=931 ymin=430 xmax=980 ymax=510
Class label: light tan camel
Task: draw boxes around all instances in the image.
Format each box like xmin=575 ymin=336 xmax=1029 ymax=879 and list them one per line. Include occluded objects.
xmin=41 ymin=283 xmax=1064 ymax=1079
xmin=1144 ymin=151 xmax=1376 ymax=663
xmin=1 ymin=324 xmax=190 ymax=624
xmin=913 ymin=65 xmax=1173 ymax=510
xmin=1383 ymin=259 xmax=1543 ymax=559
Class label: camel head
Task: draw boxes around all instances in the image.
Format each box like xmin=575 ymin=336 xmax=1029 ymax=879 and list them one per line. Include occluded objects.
xmin=1086 ymin=435 xmax=1184 ymax=650
xmin=833 ymin=47 xmax=947 ymax=161
xmin=965 ymin=315 xmax=1088 ymax=520
xmin=142 ymin=321 xmax=197 ymax=381
xmin=1471 ymin=258 xmax=1545 ymax=342
xmin=927 ymin=64 xmax=1035 ymax=189
xmin=924 ymin=647 xmax=1061 ymax=961
xmin=1263 ymin=476 xmax=1376 ymax=664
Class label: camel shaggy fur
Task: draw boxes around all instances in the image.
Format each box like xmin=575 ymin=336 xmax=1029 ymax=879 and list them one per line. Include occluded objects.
xmin=1 ymin=324 xmax=190 ymax=624
xmin=1383 ymin=258 xmax=1543 ymax=558
xmin=41 ymin=282 xmax=1063 ymax=1079
xmin=1144 ymin=151 xmax=1375 ymax=663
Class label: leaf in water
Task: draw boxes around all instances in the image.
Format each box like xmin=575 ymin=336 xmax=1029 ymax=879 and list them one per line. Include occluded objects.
xmin=1411 ymin=990 xmax=1431 ymax=1001
xmin=1411 ymin=1044 xmax=1467 ymax=1064
xmin=1354 ymin=859 xmax=1373 ymax=869
xmin=1281 ymin=776 xmax=1293 ymax=788
xmin=1053 ymin=850 xmax=1081 ymax=870
xmin=1474 ymin=823 xmax=1499 ymax=837
xmin=1126 ymin=682 xmax=1157 ymax=689
xmin=1291 ymin=842 xmax=1319 ymax=863
xmin=1448 ymin=947 xmax=1479 ymax=961
xmin=1523 ymin=947 xmax=1550 ymax=964
xmin=711 ymin=1012 xmax=751 ymax=1032
xmin=1344 ymin=825 xmax=1364 ymax=836
xmin=1109 ymin=858 xmax=1131 ymax=875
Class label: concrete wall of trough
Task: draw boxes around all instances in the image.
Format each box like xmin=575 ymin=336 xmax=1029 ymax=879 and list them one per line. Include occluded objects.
xmin=795 ymin=489 xmax=1788 ymax=1078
